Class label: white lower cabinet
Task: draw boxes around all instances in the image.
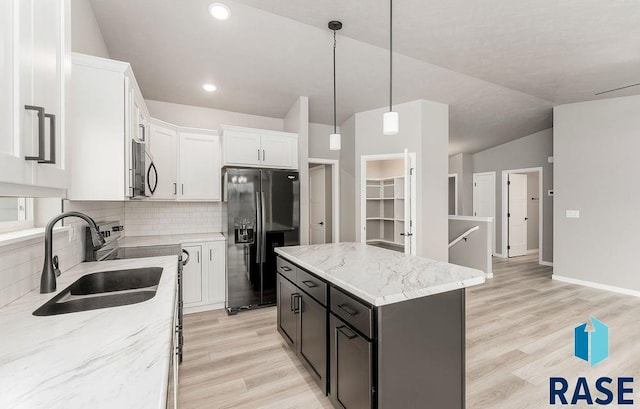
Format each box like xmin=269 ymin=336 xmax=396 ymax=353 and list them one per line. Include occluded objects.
xmin=183 ymin=241 xmax=226 ymax=313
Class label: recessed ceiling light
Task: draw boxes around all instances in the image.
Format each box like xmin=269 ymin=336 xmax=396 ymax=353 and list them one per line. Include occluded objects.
xmin=209 ymin=3 xmax=230 ymax=20
xmin=202 ymin=83 xmax=217 ymax=92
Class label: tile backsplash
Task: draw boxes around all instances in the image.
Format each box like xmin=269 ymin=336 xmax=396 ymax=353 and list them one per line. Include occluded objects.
xmin=0 ymin=201 xmax=125 ymax=308
xmin=124 ymin=201 xmax=223 ymax=236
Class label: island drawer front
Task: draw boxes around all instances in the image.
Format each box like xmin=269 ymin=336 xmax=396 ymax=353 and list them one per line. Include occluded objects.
xmin=296 ymin=268 xmax=327 ymax=306
xmin=330 ymin=288 xmax=373 ymax=339
xmin=277 ymin=257 xmax=297 ymax=283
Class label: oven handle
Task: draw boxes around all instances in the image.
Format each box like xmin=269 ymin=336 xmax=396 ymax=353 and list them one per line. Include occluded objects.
xmin=181 ymin=249 xmax=190 ymax=266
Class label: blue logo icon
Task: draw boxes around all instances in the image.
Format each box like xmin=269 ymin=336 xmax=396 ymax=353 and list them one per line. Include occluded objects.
xmin=574 ymin=317 xmax=608 ymax=367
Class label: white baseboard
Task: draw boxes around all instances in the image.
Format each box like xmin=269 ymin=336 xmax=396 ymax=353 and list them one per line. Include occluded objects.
xmin=552 ymin=275 xmax=640 ymax=298
xmin=494 ymin=253 xmax=506 ymax=258
xmin=185 ymin=302 xmax=225 ymax=315
xmin=527 ymin=249 xmax=539 ymax=254
xmin=540 ymin=260 xmax=553 ymax=267
xmin=485 ymin=272 xmax=494 ymax=279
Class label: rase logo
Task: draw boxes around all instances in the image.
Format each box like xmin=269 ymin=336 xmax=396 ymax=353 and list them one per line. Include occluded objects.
xmin=549 ymin=317 xmax=634 ymax=406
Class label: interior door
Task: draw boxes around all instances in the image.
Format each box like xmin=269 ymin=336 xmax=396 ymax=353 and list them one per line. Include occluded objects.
xmin=508 ymin=173 xmax=528 ymax=257
xmin=309 ymin=166 xmax=326 ymax=244
xmin=473 ymin=172 xmax=496 ymax=254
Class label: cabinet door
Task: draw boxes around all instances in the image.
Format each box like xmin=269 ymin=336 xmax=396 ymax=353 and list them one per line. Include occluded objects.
xmin=148 ymin=123 xmax=178 ymax=199
xmin=298 ymin=292 xmax=327 ymax=393
xmin=182 ymin=245 xmax=204 ymax=305
xmin=179 ymin=132 xmax=220 ymax=200
xmin=277 ymin=274 xmax=298 ymax=347
xmin=222 ymin=130 xmax=261 ymax=166
xmin=207 ymin=242 xmax=226 ymax=305
xmin=330 ymin=314 xmax=373 ymax=409
xmin=261 ymin=134 xmax=298 ymax=169
xmin=27 ymin=0 xmax=68 ymax=189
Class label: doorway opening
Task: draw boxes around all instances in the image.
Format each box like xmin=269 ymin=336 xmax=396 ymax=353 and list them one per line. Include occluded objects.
xmin=308 ymin=158 xmax=340 ymax=244
xmin=472 ymin=171 xmax=496 ymax=254
xmin=360 ymin=152 xmax=416 ymax=255
xmin=502 ymin=167 xmax=543 ymax=263
xmin=448 ymin=173 xmax=458 ymax=216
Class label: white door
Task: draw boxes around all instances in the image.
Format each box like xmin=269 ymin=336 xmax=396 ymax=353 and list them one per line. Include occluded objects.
xmin=222 ymin=130 xmax=261 ymax=166
xmin=403 ymin=151 xmax=417 ymax=255
xmin=182 ymin=245 xmax=204 ymax=305
xmin=473 ymin=172 xmax=496 ymax=254
xmin=309 ymin=166 xmax=326 ymax=244
xmin=261 ymin=134 xmax=298 ymax=169
xmin=148 ymin=123 xmax=178 ymax=199
xmin=179 ymin=132 xmax=220 ymax=200
xmin=508 ymin=173 xmax=528 ymax=257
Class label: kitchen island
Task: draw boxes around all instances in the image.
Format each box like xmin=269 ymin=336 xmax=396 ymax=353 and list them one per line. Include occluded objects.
xmin=274 ymin=243 xmax=485 ymax=409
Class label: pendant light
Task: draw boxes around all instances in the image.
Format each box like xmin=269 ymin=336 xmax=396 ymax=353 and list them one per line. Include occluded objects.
xmin=383 ymin=0 xmax=399 ymax=135
xmin=328 ymin=20 xmax=342 ymax=151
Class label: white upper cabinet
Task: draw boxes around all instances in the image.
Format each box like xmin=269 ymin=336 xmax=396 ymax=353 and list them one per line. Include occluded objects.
xmin=0 ymin=0 xmax=70 ymax=195
xmin=148 ymin=120 xmax=178 ymax=200
xmin=221 ymin=126 xmax=298 ymax=169
xmin=68 ymin=53 xmax=148 ymax=200
xmin=179 ymin=131 xmax=221 ymax=201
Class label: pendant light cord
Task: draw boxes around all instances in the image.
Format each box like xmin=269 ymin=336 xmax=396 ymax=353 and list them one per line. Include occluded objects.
xmin=389 ymin=0 xmax=393 ymax=112
xmin=333 ymin=30 xmax=337 ymax=134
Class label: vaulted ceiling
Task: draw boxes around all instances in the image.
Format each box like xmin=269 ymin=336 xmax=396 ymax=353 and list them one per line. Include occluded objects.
xmin=90 ymin=0 xmax=640 ymax=154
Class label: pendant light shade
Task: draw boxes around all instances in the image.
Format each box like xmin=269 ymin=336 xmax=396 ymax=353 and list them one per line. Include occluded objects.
xmin=329 ymin=21 xmax=342 ymax=151
xmin=383 ymin=0 xmax=399 ymax=136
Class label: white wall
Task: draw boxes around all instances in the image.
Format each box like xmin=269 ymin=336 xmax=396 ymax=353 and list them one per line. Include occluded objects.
xmin=309 ymin=123 xmax=340 ymax=160
xmin=448 ymin=153 xmax=473 ymax=216
xmin=283 ymin=97 xmax=310 ymax=245
xmin=146 ymin=100 xmax=284 ymax=131
xmin=351 ymin=99 xmax=449 ymax=261
xmin=340 ymin=115 xmax=356 ymax=242
xmin=71 ymin=0 xmax=110 ymax=58
xmin=554 ymin=95 xmax=640 ymax=292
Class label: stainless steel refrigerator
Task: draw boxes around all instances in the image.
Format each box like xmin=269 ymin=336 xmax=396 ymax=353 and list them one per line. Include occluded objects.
xmin=224 ymin=168 xmax=300 ymax=314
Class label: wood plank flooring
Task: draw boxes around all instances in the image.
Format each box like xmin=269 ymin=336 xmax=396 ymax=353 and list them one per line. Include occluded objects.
xmin=180 ymin=254 xmax=640 ymax=408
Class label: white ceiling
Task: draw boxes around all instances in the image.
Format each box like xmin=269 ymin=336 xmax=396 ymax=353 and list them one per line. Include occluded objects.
xmin=89 ymin=0 xmax=640 ymax=154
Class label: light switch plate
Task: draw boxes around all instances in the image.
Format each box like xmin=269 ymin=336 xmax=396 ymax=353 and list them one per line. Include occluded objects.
xmin=566 ymin=210 xmax=580 ymax=219
xmin=548 ymin=156 xmax=554 ymax=163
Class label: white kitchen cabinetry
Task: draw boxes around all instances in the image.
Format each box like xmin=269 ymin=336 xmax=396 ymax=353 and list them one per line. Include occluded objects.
xmin=0 ymin=0 xmax=70 ymax=196
xmin=183 ymin=241 xmax=226 ymax=313
xmin=148 ymin=120 xmax=178 ymax=199
xmin=67 ymin=53 xmax=149 ymax=200
xmin=221 ymin=125 xmax=298 ymax=169
xmin=179 ymin=131 xmax=221 ymax=201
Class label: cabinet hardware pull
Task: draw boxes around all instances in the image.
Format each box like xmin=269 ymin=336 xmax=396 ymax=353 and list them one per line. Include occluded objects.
xmin=263 ymin=149 xmax=265 ymax=161
xmin=210 ymin=249 xmax=212 ymax=261
xmin=173 ymin=182 xmax=177 ymax=195
xmin=336 ymin=325 xmax=358 ymax=340
xmin=257 ymin=149 xmax=260 ymax=161
xmin=197 ymin=251 xmax=199 ymax=263
xmin=24 ymin=105 xmax=45 ymax=161
xmin=337 ymin=303 xmax=359 ymax=316
xmin=139 ymin=123 xmax=146 ymax=142
xmin=280 ymin=266 xmax=292 ymax=272
xmin=292 ymin=293 xmax=301 ymax=314
xmin=181 ymin=184 xmax=184 ymax=195
xmin=290 ymin=293 xmax=295 ymax=311
xmin=302 ymin=280 xmax=318 ymax=288
xmin=38 ymin=113 xmax=56 ymax=164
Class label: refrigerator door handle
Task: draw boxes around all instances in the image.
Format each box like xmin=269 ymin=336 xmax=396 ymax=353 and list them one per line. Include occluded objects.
xmin=260 ymin=191 xmax=266 ymax=263
xmin=255 ymin=192 xmax=262 ymax=264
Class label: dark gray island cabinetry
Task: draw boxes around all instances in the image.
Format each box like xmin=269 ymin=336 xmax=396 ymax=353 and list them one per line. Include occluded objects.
xmin=275 ymin=243 xmax=485 ymax=409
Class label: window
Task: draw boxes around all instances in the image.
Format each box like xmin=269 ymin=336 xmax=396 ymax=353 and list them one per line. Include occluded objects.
xmin=0 ymin=197 xmax=34 ymax=233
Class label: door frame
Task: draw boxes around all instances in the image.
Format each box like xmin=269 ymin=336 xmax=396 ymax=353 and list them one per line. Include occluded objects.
xmin=448 ymin=173 xmax=458 ymax=216
xmin=308 ymin=158 xmax=340 ymax=243
xmin=360 ymin=152 xmax=417 ymax=255
xmin=501 ymin=167 xmax=543 ymax=264
xmin=472 ymin=171 xmax=496 ymax=255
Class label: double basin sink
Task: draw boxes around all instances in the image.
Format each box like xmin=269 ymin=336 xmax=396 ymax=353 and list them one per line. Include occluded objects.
xmin=33 ymin=267 xmax=163 ymax=316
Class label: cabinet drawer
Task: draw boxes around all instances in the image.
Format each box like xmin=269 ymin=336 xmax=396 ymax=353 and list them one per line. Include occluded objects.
xmin=277 ymin=257 xmax=297 ymax=282
xmin=296 ymin=268 xmax=327 ymax=306
xmin=330 ymin=288 xmax=373 ymax=339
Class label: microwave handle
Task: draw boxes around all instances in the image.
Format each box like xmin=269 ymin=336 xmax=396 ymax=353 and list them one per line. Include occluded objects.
xmin=147 ymin=161 xmax=158 ymax=194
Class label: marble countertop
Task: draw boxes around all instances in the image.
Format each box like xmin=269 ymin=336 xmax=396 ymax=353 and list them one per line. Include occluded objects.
xmin=118 ymin=232 xmax=225 ymax=248
xmin=275 ymin=243 xmax=485 ymax=306
xmin=0 ymin=256 xmax=179 ymax=409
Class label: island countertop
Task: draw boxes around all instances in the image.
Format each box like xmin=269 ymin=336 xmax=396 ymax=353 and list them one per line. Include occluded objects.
xmin=275 ymin=243 xmax=485 ymax=306
xmin=0 ymin=256 xmax=179 ymax=409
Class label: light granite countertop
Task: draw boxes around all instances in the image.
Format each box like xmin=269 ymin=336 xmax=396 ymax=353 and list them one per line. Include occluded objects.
xmin=118 ymin=232 xmax=225 ymax=248
xmin=0 ymin=256 xmax=179 ymax=409
xmin=275 ymin=243 xmax=485 ymax=306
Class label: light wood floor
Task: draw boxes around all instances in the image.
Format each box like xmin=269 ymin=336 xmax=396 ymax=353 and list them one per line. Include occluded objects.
xmin=180 ymin=254 xmax=640 ymax=408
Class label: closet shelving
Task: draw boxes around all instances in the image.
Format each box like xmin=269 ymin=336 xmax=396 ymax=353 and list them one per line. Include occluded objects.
xmin=365 ymin=176 xmax=405 ymax=250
